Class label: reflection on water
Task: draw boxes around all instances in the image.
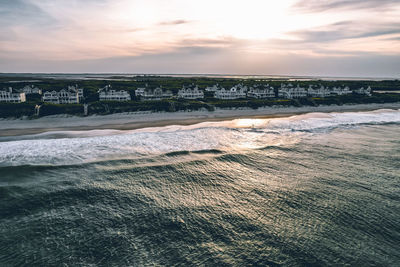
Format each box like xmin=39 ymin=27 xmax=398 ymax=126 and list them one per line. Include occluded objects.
xmin=0 ymin=110 xmax=399 ymax=265
xmin=0 ymin=109 xmax=399 ymax=166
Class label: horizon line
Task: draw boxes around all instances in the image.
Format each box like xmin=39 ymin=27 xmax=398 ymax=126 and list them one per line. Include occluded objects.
xmin=0 ymin=72 xmax=399 ymax=80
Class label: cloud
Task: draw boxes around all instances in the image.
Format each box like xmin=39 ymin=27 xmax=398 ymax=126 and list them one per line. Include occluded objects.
xmin=290 ymin=21 xmax=400 ymax=43
xmin=385 ymin=36 xmax=400 ymax=41
xmin=2 ymin=46 xmax=399 ymax=78
xmin=0 ymin=0 xmax=399 ymax=77
xmin=177 ymin=37 xmax=239 ymax=47
xmin=293 ymin=0 xmax=400 ymax=12
xmin=158 ymin=20 xmax=191 ymax=26
xmin=0 ymin=0 xmax=56 ymax=27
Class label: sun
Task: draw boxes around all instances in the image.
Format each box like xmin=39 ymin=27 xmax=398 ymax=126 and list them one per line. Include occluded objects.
xmin=221 ymin=1 xmax=293 ymax=39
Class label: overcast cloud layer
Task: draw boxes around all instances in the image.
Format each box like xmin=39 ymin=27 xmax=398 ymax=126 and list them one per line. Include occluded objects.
xmin=0 ymin=0 xmax=399 ymax=77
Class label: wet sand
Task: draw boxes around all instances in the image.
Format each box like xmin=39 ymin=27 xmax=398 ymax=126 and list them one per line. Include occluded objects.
xmin=1 ymin=103 xmax=399 ymax=137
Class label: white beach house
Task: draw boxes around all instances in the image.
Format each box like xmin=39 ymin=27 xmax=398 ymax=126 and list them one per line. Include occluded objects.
xmin=135 ymin=86 xmax=146 ymax=98
xmin=354 ymin=86 xmax=372 ymax=96
xmin=177 ymin=84 xmax=204 ymax=99
xmin=68 ymin=85 xmax=84 ymax=101
xmin=330 ymin=86 xmax=352 ymax=96
xmin=247 ymin=84 xmax=275 ymax=98
xmin=42 ymin=91 xmax=59 ymax=103
xmin=99 ymin=85 xmax=131 ymax=101
xmin=307 ymin=85 xmax=331 ymax=98
xmin=42 ymin=88 xmax=80 ymax=104
xmin=21 ymin=85 xmax=42 ymax=95
xmin=135 ymin=86 xmax=173 ymax=101
xmin=215 ymin=85 xmax=246 ymax=100
xmin=205 ymin=84 xmax=221 ymax=92
xmin=235 ymin=83 xmax=249 ymax=92
xmin=278 ymin=84 xmax=307 ymax=99
xmin=0 ymin=88 xmax=26 ymax=103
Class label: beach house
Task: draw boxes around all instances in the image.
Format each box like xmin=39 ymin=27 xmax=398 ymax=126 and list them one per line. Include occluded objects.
xmin=42 ymin=91 xmax=59 ymax=103
xmin=307 ymin=85 xmax=331 ymax=98
xmin=42 ymin=87 xmax=80 ymax=104
xmin=135 ymin=86 xmax=173 ymax=101
xmin=278 ymin=84 xmax=291 ymax=99
xmin=247 ymin=84 xmax=275 ymax=98
xmin=0 ymin=87 xmax=26 ymax=103
xmin=68 ymin=85 xmax=84 ymax=101
xmin=215 ymin=85 xmax=246 ymax=100
xmin=278 ymin=84 xmax=307 ymax=99
xmin=99 ymin=85 xmax=131 ymax=101
xmin=354 ymin=86 xmax=372 ymax=96
xmin=21 ymin=85 xmax=42 ymax=95
xmin=205 ymin=84 xmax=221 ymax=92
xmin=235 ymin=83 xmax=249 ymax=92
xmin=330 ymin=86 xmax=352 ymax=96
xmin=178 ymin=84 xmax=204 ymax=99
xmin=135 ymin=86 xmax=146 ymax=98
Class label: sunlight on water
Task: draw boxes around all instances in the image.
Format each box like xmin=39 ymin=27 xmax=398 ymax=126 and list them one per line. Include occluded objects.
xmin=232 ymin=118 xmax=269 ymax=128
xmin=0 ymin=109 xmax=399 ymax=167
xmin=0 ymin=110 xmax=399 ymax=266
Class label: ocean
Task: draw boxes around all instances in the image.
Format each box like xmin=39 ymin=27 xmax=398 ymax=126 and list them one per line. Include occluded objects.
xmin=0 ymin=109 xmax=399 ymax=266
xmin=0 ymin=73 xmax=395 ymax=81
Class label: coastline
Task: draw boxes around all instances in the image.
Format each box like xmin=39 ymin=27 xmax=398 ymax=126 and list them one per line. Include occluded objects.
xmin=1 ymin=102 xmax=399 ymax=137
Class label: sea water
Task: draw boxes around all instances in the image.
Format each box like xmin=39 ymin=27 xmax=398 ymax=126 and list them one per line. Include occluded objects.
xmin=0 ymin=109 xmax=399 ymax=265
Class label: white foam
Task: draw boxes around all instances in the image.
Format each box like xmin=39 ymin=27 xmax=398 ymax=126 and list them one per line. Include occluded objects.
xmin=264 ymin=109 xmax=400 ymax=132
xmin=0 ymin=109 xmax=399 ymax=166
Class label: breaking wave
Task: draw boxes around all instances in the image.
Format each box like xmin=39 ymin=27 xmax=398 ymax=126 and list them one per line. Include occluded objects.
xmin=0 ymin=109 xmax=399 ymax=166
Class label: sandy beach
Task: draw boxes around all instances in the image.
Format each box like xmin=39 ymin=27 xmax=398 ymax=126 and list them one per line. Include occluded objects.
xmin=1 ymin=103 xmax=399 ymax=137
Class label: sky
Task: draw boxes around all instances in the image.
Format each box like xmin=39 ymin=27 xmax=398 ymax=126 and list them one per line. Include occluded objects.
xmin=0 ymin=0 xmax=399 ymax=77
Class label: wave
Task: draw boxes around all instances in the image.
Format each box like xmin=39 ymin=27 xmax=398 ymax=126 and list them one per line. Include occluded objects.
xmin=164 ymin=149 xmax=223 ymax=157
xmin=0 ymin=129 xmax=126 ymax=142
xmin=259 ymin=109 xmax=400 ymax=133
xmin=0 ymin=109 xmax=398 ymax=167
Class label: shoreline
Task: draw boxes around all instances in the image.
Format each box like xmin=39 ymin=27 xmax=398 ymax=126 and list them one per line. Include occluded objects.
xmin=1 ymin=103 xmax=399 ymax=137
